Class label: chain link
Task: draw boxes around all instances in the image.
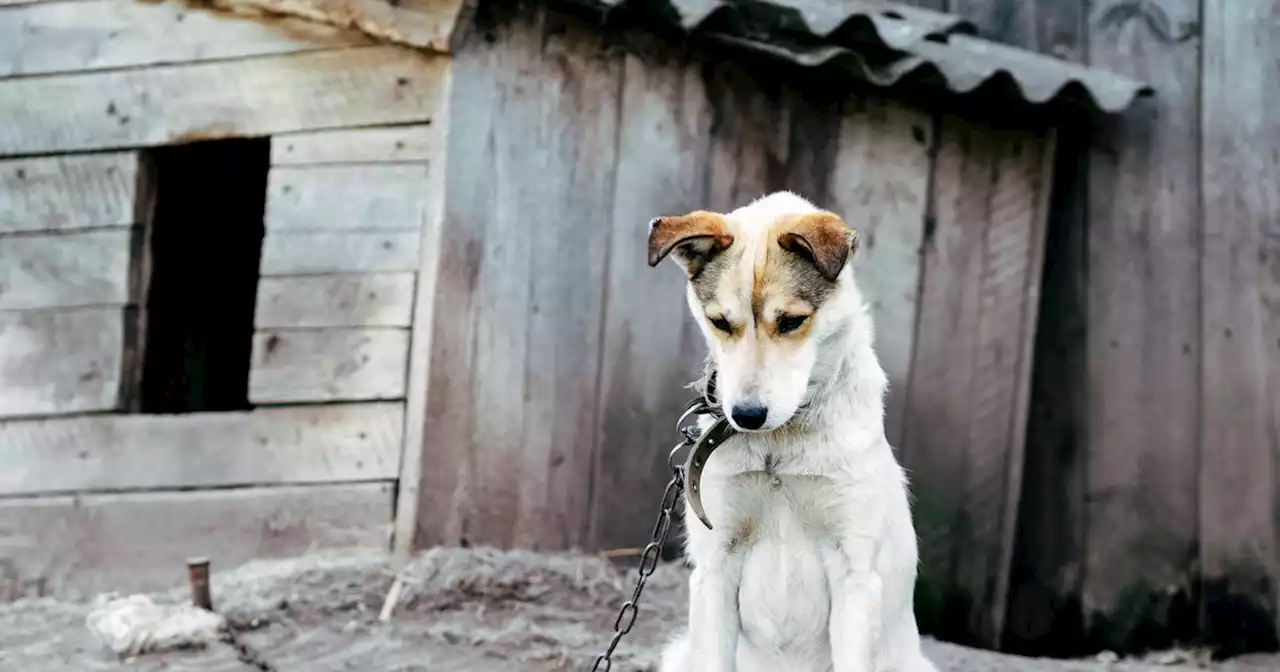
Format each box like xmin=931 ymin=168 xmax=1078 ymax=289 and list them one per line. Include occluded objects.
xmin=591 ymin=396 xmax=719 ymax=671
xmin=223 ymin=622 xmax=277 ymax=672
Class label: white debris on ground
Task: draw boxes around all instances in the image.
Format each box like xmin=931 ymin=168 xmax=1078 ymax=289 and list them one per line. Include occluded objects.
xmin=0 ymin=547 xmax=1276 ymax=672
xmin=84 ymin=594 xmax=225 ymax=657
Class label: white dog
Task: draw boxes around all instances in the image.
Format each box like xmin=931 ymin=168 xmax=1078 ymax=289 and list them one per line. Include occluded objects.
xmin=647 ymin=191 xmax=938 ymax=672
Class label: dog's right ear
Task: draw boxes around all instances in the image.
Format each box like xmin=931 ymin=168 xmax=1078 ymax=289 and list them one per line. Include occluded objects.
xmin=647 ymin=211 xmax=734 ymax=276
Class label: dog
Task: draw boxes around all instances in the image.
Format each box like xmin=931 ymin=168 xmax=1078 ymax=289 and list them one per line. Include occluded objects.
xmin=647 ymin=191 xmax=938 ymax=672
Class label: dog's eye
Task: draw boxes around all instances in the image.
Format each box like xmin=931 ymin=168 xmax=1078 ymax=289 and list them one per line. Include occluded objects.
xmin=708 ymin=315 xmax=733 ymax=333
xmin=777 ymin=314 xmax=808 ymax=334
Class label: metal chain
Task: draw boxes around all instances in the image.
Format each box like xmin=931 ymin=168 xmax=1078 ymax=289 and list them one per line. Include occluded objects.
xmin=591 ymin=396 xmax=719 ymax=671
xmin=223 ymin=622 xmax=278 ymax=672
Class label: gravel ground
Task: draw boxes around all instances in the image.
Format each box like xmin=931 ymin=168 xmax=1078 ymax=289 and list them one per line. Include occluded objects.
xmin=2 ymin=547 xmax=1275 ymax=672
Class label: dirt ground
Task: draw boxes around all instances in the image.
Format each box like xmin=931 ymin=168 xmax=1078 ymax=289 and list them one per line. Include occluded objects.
xmin=2 ymin=547 xmax=1276 ymax=672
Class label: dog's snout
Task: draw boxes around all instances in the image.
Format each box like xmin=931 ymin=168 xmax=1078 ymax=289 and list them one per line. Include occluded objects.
xmin=730 ymin=403 xmax=769 ymax=430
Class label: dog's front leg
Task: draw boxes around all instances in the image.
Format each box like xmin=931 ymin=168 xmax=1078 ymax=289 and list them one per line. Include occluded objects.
xmin=688 ymin=562 xmax=741 ymax=671
xmin=826 ymin=545 xmax=882 ymax=672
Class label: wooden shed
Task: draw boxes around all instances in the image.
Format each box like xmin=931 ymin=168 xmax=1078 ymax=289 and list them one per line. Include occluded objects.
xmin=0 ymin=0 xmax=1155 ymax=652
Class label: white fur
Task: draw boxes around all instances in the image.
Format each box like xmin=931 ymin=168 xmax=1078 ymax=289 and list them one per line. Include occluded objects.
xmin=660 ymin=192 xmax=938 ymax=672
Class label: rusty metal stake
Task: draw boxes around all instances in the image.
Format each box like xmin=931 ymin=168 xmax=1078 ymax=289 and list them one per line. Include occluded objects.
xmin=187 ymin=557 xmax=213 ymax=611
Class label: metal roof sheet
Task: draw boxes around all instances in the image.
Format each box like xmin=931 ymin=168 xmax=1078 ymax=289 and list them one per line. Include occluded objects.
xmin=566 ymin=0 xmax=1152 ymax=113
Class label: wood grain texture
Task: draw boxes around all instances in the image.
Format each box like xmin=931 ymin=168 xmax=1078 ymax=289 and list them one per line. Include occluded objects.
xmin=0 ymin=402 xmax=403 ymax=496
xmin=950 ymin=127 xmax=1050 ymax=648
xmin=0 ymin=46 xmax=448 ymax=156
xmin=825 ymin=97 xmax=932 ymax=450
xmin=0 ymin=152 xmax=142 ymax=234
xmin=414 ymin=15 xmax=494 ymax=549
xmin=0 ymin=229 xmax=138 ymax=311
xmin=1083 ymin=0 xmax=1202 ymax=650
xmin=977 ymin=0 xmax=1092 ymax=655
xmin=0 ymin=0 xmax=367 ymax=78
xmin=514 ymin=18 xmax=618 ymax=551
xmin=1199 ymin=0 xmax=1280 ymax=652
xmin=265 ymin=164 xmax=429 ymax=232
xmin=249 ymin=328 xmax=409 ymax=404
xmin=259 ymin=231 xmax=421 ymax=275
xmin=417 ymin=8 xmax=618 ymax=550
xmin=0 ymin=307 xmax=126 ymax=418
xmin=271 ymin=124 xmax=436 ymax=165
xmin=904 ymin=116 xmax=992 ymax=640
xmin=588 ymin=45 xmax=711 ymax=552
xmin=0 ymin=482 xmax=393 ymax=599
xmin=391 ymin=79 xmax=450 ymax=564
xmin=902 ymin=115 xmax=1053 ymax=648
xmin=254 ymin=273 xmax=415 ymax=328
xmin=702 ymin=59 xmax=786 ymax=212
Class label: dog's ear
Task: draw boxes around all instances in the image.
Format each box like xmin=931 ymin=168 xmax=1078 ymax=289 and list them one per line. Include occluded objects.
xmin=776 ymin=211 xmax=857 ymax=282
xmin=647 ymin=211 xmax=734 ymax=275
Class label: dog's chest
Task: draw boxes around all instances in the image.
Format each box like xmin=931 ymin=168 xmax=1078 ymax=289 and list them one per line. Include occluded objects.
xmin=699 ymin=448 xmax=853 ymax=651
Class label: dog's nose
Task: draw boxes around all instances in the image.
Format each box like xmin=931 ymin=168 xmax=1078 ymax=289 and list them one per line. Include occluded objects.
xmin=730 ymin=404 xmax=769 ymax=430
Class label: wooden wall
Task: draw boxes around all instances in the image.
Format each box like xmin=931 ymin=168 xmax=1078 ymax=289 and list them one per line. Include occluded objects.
xmin=404 ymin=4 xmax=1056 ymax=648
xmin=0 ymin=0 xmax=455 ymax=599
xmin=897 ymin=0 xmax=1280 ymax=657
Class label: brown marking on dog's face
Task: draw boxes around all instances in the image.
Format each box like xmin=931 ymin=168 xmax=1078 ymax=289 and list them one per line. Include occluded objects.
xmin=690 ymin=210 xmax=857 ymax=344
xmin=652 ymin=198 xmax=859 ymax=430
xmin=646 ymin=210 xmax=734 ymax=277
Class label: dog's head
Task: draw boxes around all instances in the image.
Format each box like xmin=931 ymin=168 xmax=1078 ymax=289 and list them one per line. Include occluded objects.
xmin=648 ymin=192 xmax=860 ymax=432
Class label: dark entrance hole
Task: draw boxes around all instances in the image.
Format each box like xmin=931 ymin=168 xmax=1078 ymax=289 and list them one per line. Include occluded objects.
xmin=138 ymin=138 xmax=269 ymax=413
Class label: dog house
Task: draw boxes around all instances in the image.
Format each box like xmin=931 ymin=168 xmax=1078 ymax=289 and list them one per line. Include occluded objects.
xmin=0 ymin=0 xmax=1147 ymax=648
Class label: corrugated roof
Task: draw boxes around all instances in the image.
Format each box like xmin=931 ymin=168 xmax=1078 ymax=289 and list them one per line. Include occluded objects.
xmin=560 ymin=0 xmax=1152 ymax=113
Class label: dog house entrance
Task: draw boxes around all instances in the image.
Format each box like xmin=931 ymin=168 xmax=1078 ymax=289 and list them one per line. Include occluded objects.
xmin=136 ymin=138 xmax=269 ymax=413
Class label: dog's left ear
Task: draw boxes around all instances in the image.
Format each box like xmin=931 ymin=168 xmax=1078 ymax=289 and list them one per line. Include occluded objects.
xmin=776 ymin=211 xmax=858 ymax=282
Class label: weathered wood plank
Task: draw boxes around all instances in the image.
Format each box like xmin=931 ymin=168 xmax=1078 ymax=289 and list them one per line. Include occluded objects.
xmin=0 ymin=229 xmax=136 ymax=311
xmin=0 ymin=46 xmax=449 ymax=156
xmin=265 ymin=164 xmax=429 ymax=232
xmin=1083 ymin=0 xmax=1202 ymax=651
xmin=271 ymin=125 xmax=436 ymax=165
xmin=901 ymin=115 xmax=996 ymax=642
xmin=259 ymin=231 xmax=421 ymax=275
xmin=702 ymin=59 xmax=785 ymax=212
xmin=389 ymin=86 xmax=450 ymax=563
xmin=0 ymin=307 xmax=125 ymax=418
xmin=0 ymin=153 xmax=143 ymax=234
xmin=1006 ymin=124 xmax=1092 ymax=656
xmin=209 ymin=0 xmax=470 ymax=53
xmin=452 ymin=22 xmax=538 ymax=550
xmin=969 ymin=0 xmax=1093 ymax=654
xmin=824 ymin=97 xmax=932 ymax=451
xmin=0 ymin=403 xmax=403 ymax=496
xmin=413 ymin=19 xmax=495 ymax=549
xmin=512 ymin=20 xmax=619 ymax=551
xmin=1199 ymin=0 xmax=1280 ymax=653
xmin=0 ymin=0 xmax=368 ymax=78
xmin=249 ymin=328 xmax=409 ymax=403
xmin=254 ymin=274 xmax=415 ymax=328
xmin=951 ymin=127 xmax=1051 ymax=648
xmin=0 ymin=482 xmax=393 ymax=599
xmin=588 ymin=47 xmax=712 ymax=552
xmin=417 ymin=8 xmax=621 ymax=550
